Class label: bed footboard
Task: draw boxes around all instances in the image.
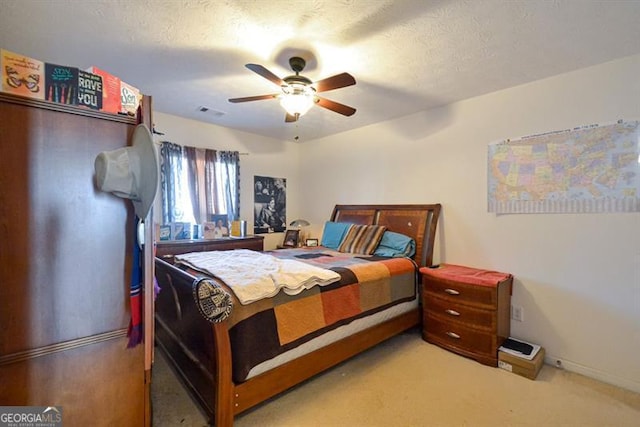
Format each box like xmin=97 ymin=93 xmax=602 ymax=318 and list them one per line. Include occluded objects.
xmin=154 ymin=258 xmax=233 ymax=425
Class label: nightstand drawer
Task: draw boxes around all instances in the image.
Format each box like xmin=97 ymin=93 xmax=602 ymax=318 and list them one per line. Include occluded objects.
xmin=423 ymin=294 xmax=495 ymax=331
xmin=423 ymin=277 xmax=497 ymax=309
xmin=424 ymin=314 xmax=494 ymax=355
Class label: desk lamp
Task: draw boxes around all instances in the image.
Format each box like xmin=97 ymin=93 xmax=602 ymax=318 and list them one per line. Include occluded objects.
xmin=289 ymin=219 xmax=310 ymax=247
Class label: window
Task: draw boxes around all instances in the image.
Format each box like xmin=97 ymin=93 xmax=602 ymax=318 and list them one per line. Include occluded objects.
xmin=170 ymin=153 xmax=196 ymax=224
xmin=159 ymin=141 xmax=239 ymax=227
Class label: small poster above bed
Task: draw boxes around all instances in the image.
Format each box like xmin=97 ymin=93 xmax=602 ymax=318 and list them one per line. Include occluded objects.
xmin=254 ymin=175 xmax=287 ymax=234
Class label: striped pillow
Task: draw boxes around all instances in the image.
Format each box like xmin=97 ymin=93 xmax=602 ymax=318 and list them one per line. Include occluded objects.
xmin=337 ymin=224 xmax=387 ymax=255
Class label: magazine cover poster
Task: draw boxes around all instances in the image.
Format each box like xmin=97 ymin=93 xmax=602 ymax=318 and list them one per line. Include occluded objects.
xmin=1 ymin=49 xmax=45 ymax=100
xmin=77 ymin=70 xmax=103 ymax=110
xmin=254 ymin=176 xmax=286 ymax=234
xmin=86 ymin=66 xmax=121 ymax=113
xmin=45 ymin=63 xmax=78 ymax=105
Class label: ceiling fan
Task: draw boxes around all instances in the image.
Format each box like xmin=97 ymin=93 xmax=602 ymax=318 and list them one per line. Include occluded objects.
xmin=228 ymin=56 xmax=356 ymax=122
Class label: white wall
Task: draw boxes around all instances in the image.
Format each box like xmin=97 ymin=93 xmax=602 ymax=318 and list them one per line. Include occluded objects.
xmin=298 ymin=54 xmax=640 ymax=392
xmin=151 ymin=112 xmax=302 ymax=249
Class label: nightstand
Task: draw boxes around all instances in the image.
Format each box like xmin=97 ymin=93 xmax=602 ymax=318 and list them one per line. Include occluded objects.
xmin=420 ymin=264 xmax=512 ymax=367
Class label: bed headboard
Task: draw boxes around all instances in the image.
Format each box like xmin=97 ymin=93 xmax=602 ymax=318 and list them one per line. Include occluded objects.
xmin=330 ymin=204 xmax=442 ymax=268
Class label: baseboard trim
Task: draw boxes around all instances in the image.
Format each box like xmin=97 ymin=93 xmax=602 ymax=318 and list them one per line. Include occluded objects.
xmin=545 ymin=352 xmax=640 ymax=393
xmin=0 ymin=329 xmax=128 ymax=366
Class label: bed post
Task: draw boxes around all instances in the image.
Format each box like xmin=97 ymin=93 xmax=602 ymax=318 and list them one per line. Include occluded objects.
xmin=212 ymin=321 xmax=234 ymax=427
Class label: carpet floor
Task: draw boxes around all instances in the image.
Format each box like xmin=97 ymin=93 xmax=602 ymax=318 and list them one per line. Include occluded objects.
xmin=151 ymin=329 xmax=640 ymax=426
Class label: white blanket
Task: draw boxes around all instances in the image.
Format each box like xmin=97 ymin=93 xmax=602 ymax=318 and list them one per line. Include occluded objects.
xmin=175 ymin=249 xmax=341 ymax=305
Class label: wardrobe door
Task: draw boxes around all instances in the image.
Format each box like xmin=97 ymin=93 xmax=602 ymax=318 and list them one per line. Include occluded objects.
xmin=0 ymin=95 xmax=145 ymax=426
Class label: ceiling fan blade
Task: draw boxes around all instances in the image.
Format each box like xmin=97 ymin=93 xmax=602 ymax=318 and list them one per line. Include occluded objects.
xmin=228 ymin=94 xmax=278 ymax=103
xmin=285 ymin=113 xmax=298 ymax=123
xmin=315 ymin=96 xmax=356 ymax=116
xmin=245 ymin=64 xmax=285 ymax=87
xmin=314 ymin=72 xmax=356 ymax=93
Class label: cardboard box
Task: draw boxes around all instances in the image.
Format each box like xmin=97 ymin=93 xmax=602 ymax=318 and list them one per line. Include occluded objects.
xmin=498 ymin=347 xmax=545 ymax=380
xmin=1 ymin=49 xmax=45 ymax=100
xmin=86 ymin=66 xmax=121 ymax=113
xmin=45 ymin=63 xmax=78 ymax=105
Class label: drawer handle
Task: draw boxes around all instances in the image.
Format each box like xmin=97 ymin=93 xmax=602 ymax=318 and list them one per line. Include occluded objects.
xmin=446 ymin=331 xmax=461 ymax=339
xmin=444 ymin=288 xmax=460 ymax=295
xmin=445 ymin=309 xmax=460 ymax=316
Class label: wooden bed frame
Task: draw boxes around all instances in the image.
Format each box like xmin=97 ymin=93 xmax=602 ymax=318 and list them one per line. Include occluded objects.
xmin=154 ymin=204 xmax=441 ymax=426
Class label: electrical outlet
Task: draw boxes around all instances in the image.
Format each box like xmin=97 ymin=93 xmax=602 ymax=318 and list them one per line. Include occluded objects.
xmin=511 ymin=305 xmax=524 ymax=322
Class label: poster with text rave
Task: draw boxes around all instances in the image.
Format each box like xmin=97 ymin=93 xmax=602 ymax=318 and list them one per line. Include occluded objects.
xmin=77 ymin=70 xmax=103 ymax=110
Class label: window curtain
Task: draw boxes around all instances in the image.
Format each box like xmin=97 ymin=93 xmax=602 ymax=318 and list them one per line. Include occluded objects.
xmin=204 ymin=149 xmax=218 ymax=218
xmin=160 ymin=141 xmax=184 ymax=224
xmin=161 ymin=143 xmax=240 ymax=226
xmin=217 ymin=151 xmax=240 ymax=221
xmin=184 ymin=147 xmax=202 ymax=223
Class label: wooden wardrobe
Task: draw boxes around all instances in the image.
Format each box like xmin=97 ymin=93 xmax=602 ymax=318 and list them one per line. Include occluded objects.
xmin=0 ymin=93 xmax=154 ymax=426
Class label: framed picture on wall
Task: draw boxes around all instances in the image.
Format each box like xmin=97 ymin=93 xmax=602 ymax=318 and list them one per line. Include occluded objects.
xmin=254 ymin=175 xmax=287 ymax=234
xmin=282 ymin=229 xmax=299 ymax=248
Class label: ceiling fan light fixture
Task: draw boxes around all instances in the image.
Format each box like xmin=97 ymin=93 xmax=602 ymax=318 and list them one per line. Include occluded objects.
xmin=229 ymin=57 xmax=356 ymax=122
xmin=279 ymin=84 xmax=315 ymax=117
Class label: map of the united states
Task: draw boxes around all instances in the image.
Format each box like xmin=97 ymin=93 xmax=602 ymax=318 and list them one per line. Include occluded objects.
xmin=488 ymin=121 xmax=639 ymax=214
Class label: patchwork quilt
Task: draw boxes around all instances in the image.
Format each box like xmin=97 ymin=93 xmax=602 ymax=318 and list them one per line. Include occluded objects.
xmin=178 ymin=247 xmax=418 ymax=382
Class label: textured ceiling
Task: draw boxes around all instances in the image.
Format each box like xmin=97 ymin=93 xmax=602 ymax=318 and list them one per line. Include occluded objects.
xmin=2 ymin=0 xmax=640 ymax=142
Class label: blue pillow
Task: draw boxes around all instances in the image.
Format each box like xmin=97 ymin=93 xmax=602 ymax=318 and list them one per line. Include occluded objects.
xmin=320 ymin=221 xmax=352 ymax=250
xmin=373 ymin=230 xmax=416 ymax=258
